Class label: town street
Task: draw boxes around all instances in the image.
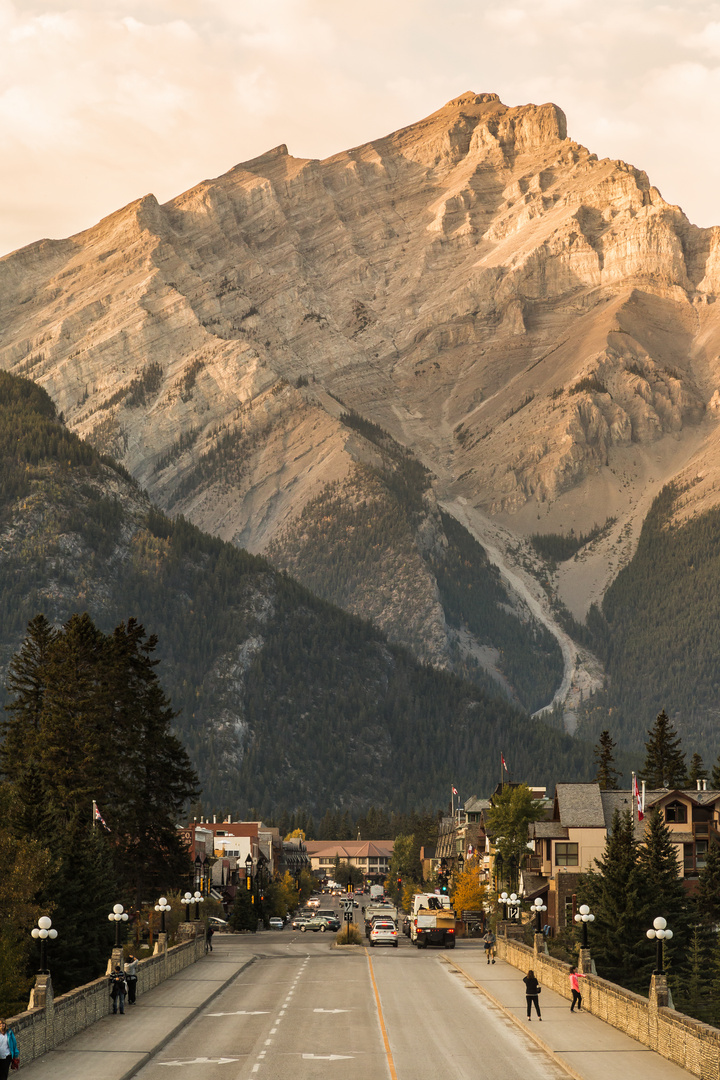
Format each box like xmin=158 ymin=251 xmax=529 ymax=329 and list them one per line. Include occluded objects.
xmin=133 ymin=930 xmax=567 ymax=1080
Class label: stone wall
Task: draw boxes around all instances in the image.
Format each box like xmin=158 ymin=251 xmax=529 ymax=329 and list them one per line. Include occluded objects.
xmin=497 ymin=934 xmax=720 ymax=1080
xmin=9 ymin=933 xmax=206 ymax=1066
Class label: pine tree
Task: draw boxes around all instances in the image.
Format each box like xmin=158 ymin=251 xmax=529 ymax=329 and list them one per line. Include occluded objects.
xmin=696 ymin=838 xmax=720 ymax=922
xmin=688 ymin=753 xmax=708 ymax=785
xmin=712 ymin=754 xmax=720 ymax=791
xmin=593 ymin=730 xmax=620 ymax=790
xmin=643 ymin=710 xmax=687 ymax=789
xmin=636 ymin=808 xmax=691 ymax=979
xmin=578 ymin=809 xmax=646 ymax=989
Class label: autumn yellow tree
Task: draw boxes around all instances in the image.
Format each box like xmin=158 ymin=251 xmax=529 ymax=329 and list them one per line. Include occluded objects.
xmin=451 ymin=858 xmax=486 ymax=915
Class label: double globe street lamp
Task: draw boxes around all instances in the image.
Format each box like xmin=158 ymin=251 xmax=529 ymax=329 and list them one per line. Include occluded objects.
xmin=182 ymin=890 xmax=205 ymax=920
xmin=108 ymin=903 xmax=129 ymax=948
xmin=500 ymin=891 xmax=521 ymax=921
xmin=647 ymin=916 xmax=673 ymax=975
xmin=574 ymin=904 xmax=595 ymax=948
xmin=31 ymin=916 xmax=58 ymax=973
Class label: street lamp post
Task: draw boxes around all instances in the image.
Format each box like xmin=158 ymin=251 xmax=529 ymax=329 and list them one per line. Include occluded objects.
xmin=531 ymin=898 xmax=547 ymax=933
xmin=108 ymin=903 xmax=129 ymax=948
xmin=31 ymin=916 xmax=58 ymax=973
xmin=646 ymin=917 xmax=673 ymax=974
xmin=574 ymin=904 xmax=595 ymax=948
xmin=193 ymin=890 xmax=204 ymax=920
xmin=155 ymin=896 xmax=171 ymax=935
xmin=181 ymin=892 xmax=193 ymax=919
xmin=494 ymin=851 xmax=504 ymax=892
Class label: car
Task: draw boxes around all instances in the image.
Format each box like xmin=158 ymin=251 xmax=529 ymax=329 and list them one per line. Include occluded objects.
xmin=301 ymin=915 xmax=340 ymax=933
xmin=365 ymin=913 xmax=396 ymax=939
xmin=306 ymin=897 xmax=321 ymax=908
xmin=370 ymin=921 xmax=399 ymax=948
xmin=268 ymin=917 xmax=284 ymax=930
xmin=208 ymin=916 xmax=228 ymax=928
xmin=291 ymin=915 xmax=311 ymax=929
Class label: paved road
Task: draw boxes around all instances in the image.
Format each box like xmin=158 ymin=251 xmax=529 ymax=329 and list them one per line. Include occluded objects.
xmin=133 ymin=931 xmax=567 ymax=1080
xmin=19 ymin=901 xmax=701 ymax=1080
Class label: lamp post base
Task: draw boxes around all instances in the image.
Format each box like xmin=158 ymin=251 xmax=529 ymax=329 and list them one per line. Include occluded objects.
xmin=153 ymin=932 xmax=168 ymax=955
xmin=106 ymin=946 xmax=125 ymax=975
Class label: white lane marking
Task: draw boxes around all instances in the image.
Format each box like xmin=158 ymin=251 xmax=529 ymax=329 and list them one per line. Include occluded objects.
xmin=313 ymin=1008 xmax=349 ymax=1014
xmin=206 ymin=1010 xmax=269 ymax=1016
xmin=302 ymin=1054 xmax=354 ymax=1061
xmin=270 ymin=1028 xmax=277 ymax=1034
xmin=265 ymin=1039 xmax=272 ymax=1046
xmin=252 ymin=1067 xmax=260 ymax=1074
xmin=159 ymin=1058 xmax=239 ymax=1067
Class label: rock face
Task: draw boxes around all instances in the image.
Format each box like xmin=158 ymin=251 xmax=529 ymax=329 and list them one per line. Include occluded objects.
xmin=2 ymin=91 xmax=720 ymax=627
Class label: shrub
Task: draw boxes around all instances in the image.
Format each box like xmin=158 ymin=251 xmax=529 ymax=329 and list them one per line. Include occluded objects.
xmin=336 ymin=922 xmax=363 ymax=945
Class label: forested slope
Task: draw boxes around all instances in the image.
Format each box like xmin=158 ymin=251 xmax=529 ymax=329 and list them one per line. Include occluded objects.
xmin=268 ymin=410 xmax=563 ymax=714
xmin=578 ymin=482 xmax=720 ymax=761
xmin=0 ymin=371 xmax=595 ymax=816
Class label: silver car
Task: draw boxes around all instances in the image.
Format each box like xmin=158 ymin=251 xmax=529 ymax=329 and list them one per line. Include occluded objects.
xmin=369 ymin=921 xmax=399 ymax=948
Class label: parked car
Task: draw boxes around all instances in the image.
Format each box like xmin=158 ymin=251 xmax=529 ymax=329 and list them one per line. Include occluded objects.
xmin=301 ymin=915 xmax=340 ymax=933
xmin=370 ymin=921 xmax=399 ymax=948
xmin=268 ymin=917 xmax=284 ymax=930
xmin=208 ymin=916 xmax=228 ymax=928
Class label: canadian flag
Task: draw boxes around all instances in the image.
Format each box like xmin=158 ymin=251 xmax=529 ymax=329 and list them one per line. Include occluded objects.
xmin=501 ymin=753 xmax=508 ymax=772
xmin=634 ymin=775 xmax=644 ymax=821
xmin=452 ymin=786 xmax=458 ymax=796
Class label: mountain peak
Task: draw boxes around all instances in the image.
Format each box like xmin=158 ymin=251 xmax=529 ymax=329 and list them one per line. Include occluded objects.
xmin=442 ymin=91 xmax=501 ymax=108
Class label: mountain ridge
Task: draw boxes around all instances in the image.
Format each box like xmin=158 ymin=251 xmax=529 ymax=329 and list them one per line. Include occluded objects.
xmin=2 ymin=92 xmax=720 ymax=725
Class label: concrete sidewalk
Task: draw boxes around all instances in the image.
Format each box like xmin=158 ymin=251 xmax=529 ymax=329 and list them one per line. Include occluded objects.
xmin=446 ymin=947 xmax=697 ymax=1080
xmin=16 ymin=939 xmax=255 ymax=1080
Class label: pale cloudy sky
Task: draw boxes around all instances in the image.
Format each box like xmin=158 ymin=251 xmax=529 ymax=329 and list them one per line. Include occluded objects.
xmin=2 ymin=0 xmax=720 ymax=256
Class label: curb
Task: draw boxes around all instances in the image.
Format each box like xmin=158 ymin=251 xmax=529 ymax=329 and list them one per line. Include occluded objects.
xmin=117 ymin=955 xmax=257 ymax=1080
xmin=443 ymin=957 xmax=584 ymax=1080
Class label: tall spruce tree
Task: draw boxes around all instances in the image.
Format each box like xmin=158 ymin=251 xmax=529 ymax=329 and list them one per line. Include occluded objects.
xmin=593 ymin=730 xmax=620 ymax=790
xmin=636 ymin=808 xmax=691 ymax=977
xmin=643 ymin=710 xmax=687 ymax=789
xmin=712 ymin=753 xmax=720 ymax=790
xmin=696 ymin=837 xmax=720 ymax=922
xmin=578 ymin=809 xmax=647 ymax=989
xmin=688 ymin=752 xmax=708 ymax=785
xmin=2 ymin=613 xmax=199 ymax=908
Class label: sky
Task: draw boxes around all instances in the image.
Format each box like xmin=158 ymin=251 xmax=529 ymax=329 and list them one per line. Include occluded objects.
xmin=2 ymin=0 xmax=720 ymax=257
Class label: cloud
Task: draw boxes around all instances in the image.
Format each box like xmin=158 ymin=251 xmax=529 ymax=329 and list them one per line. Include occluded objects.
xmin=1 ymin=0 xmax=720 ymax=256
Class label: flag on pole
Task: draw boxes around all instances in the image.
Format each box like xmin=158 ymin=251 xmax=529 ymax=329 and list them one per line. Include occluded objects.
xmin=634 ymin=776 xmax=644 ymax=821
xmin=93 ymin=800 xmax=110 ymax=831
xmin=501 ymin=753 xmax=508 ymax=772
xmin=452 ymin=786 xmax=458 ymax=796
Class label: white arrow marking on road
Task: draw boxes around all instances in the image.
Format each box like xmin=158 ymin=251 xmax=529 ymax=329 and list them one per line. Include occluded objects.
xmin=313 ymin=1008 xmax=349 ymax=1013
xmin=205 ymin=1010 xmax=269 ymax=1016
xmin=159 ymin=1058 xmax=239 ymax=1066
xmin=302 ymin=1054 xmax=354 ymax=1061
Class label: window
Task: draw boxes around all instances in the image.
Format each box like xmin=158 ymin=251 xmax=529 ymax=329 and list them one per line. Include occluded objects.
xmin=665 ymin=802 xmax=687 ymax=824
xmin=696 ymin=841 xmax=708 ymax=869
xmin=555 ymin=843 xmax=579 ymax=866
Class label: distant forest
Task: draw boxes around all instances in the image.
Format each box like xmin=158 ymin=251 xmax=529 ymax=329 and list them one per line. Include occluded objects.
xmin=0 ymin=372 xmax=596 ymax=818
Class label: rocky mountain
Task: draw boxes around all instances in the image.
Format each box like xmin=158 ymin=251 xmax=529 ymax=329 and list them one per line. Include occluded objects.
xmin=0 ymin=370 xmax=596 ymax=815
xmin=3 ymin=91 xmax=720 ymax=729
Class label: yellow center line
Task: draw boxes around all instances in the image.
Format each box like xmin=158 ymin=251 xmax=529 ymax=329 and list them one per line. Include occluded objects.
xmin=365 ymin=947 xmax=398 ymax=1080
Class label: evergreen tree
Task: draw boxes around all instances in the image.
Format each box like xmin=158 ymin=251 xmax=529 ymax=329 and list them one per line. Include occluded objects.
xmin=643 ymin=710 xmax=687 ymax=789
xmin=593 ymin=730 xmax=620 ymax=790
xmin=709 ymin=931 xmax=720 ymax=1026
xmin=636 ymin=809 xmax=691 ymax=974
xmin=229 ymin=887 xmax=257 ymax=932
xmin=688 ymin=753 xmax=708 ymax=785
xmin=696 ymin=838 xmax=720 ymax=922
xmin=712 ymin=754 xmax=720 ymax=791
xmin=578 ymin=809 xmax=647 ymax=989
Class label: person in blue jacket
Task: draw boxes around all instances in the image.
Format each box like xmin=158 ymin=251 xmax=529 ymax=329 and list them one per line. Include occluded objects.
xmin=0 ymin=1018 xmax=19 ymax=1078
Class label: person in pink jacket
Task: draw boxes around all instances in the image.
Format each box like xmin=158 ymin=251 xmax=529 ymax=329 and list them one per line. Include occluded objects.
xmin=569 ymin=965 xmax=585 ymax=1011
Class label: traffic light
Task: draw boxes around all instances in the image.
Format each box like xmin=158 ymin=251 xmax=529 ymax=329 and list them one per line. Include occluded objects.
xmin=397 ymin=877 xmax=402 ymax=891
xmin=347 ymin=880 xmax=353 ymax=893
xmin=246 ymin=874 xmax=252 ymax=891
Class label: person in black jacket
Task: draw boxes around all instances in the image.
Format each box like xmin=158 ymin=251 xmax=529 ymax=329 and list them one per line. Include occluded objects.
xmin=523 ymin=969 xmax=542 ymax=1020
xmin=109 ymin=965 xmax=127 ymax=1015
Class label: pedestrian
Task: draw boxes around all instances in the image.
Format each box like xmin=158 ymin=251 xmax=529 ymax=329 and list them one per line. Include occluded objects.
xmin=569 ymin=965 xmax=586 ymax=1011
xmin=109 ymin=964 xmax=127 ymax=1015
xmin=523 ymin=968 xmax=542 ymax=1021
xmin=482 ymin=929 xmax=496 ymax=964
xmin=124 ymin=954 xmax=138 ymax=1005
xmin=205 ymin=924 xmax=214 ymax=953
xmin=0 ymin=1018 xmax=19 ymax=1079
